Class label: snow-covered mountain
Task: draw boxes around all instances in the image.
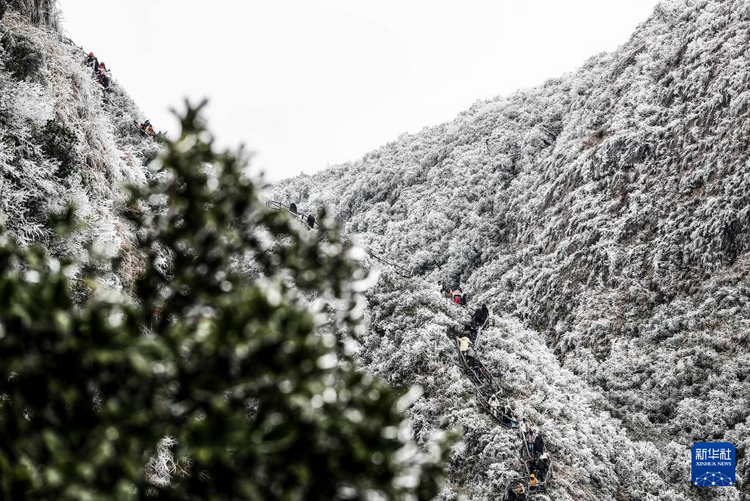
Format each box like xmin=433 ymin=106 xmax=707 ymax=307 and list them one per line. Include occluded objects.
xmin=272 ymin=1 xmax=750 ymax=499
xmin=0 ymin=4 xmax=155 ymax=288
xmin=3 ymin=0 xmax=748 ymax=499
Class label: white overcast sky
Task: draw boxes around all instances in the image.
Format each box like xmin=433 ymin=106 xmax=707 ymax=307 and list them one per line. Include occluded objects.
xmin=58 ymin=0 xmax=660 ymax=181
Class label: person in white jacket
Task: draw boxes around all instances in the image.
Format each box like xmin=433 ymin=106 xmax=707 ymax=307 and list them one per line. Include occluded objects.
xmin=520 ymin=417 xmax=530 ymax=435
xmin=488 ymin=393 xmax=500 ymax=417
xmin=457 ymin=336 xmax=472 ymax=355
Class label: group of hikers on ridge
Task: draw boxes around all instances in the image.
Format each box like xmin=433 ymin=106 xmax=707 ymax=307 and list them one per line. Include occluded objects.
xmin=505 ymin=451 xmax=550 ymax=500
xmin=84 ymin=50 xmax=158 ymax=139
xmin=440 ymin=282 xmax=468 ymax=306
xmin=84 ymin=51 xmax=111 ymax=93
xmin=507 ymin=482 xmax=528 ymax=501
xmin=289 ymin=202 xmax=316 ymax=229
xmin=137 ymin=120 xmax=156 ymax=138
xmin=520 ymin=416 xmax=550 ymax=487
xmin=520 ymin=417 xmax=546 ymax=459
xmin=526 ymin=452 xmax=551 ymax=490
xmin=445 ymin=289 xmax=551 ymax=497
xmin=266 ymin=200 xmax=553 ymax=495
xmin=488 ymin=391 xmax=519 ymax=428
xmin=454 ymin=301 xmax=491 ymax=385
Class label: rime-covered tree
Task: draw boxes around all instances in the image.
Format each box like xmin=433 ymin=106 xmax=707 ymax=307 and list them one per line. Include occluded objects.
xmin=0 ymin=103 xmax=453 ymax=500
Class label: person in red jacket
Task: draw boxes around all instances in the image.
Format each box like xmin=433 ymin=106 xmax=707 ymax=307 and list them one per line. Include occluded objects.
xmin=97 ymin=70 xmax=111 ymax=89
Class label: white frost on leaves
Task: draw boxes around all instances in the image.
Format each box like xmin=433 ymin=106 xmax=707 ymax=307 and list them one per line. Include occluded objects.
xmin=270 ymin=1 xmax=750 ymax=499
xmin=145 ymin=436 xmax=179 ymax=487
xmin=0 ymin=12 xmax=155 ymax=287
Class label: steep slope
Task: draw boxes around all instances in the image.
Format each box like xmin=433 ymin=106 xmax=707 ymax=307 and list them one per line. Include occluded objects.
xmin=273 ymin=0 xmax=750 ymax=499
xmin=0 ymin=6 xmax=156 ymax=287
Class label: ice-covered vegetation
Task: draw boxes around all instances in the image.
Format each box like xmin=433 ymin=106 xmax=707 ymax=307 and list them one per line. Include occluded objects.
xmin=272 ymin=0 xmax=750 ymax=498
xmin=0 ymin=6 xmax=459 ymax=500
xmin=0 ymin=6 xmax=156 ymax=288
xmin=0 ymin=99 xmax=457 ymax=500
xmin=3 ymin=0 xmax=749 ymax=498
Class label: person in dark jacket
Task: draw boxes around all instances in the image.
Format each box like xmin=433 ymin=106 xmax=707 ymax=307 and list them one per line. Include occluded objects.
xmin=84 ymin=52 xmax=98 ymax=72
xmin=306 ymin=214 xmax=315 ymax=228
xmin=472 ymin=312 xmax=481 ymax=326
xmin=98 ymin=71 xmax=111 ymax=89
xmin=478 ymin=304 xmax=489 ymax=325
xmin=470 ymin=327 xmax=478 ymax=343
xmin=472 ymin=304 xmax=488 ymax=326
xmin=290 ymin=202 xmax=297 ymax=214
xmin=537 ymin=452 xmax=550 ymax=480
xmin=470 ymin=357 xmax=483 ymax=381
xmin=534 ymin=433 xmax=545 ymax=458
xmin=98 ymin=72 xmax=112 ymax=90
xmin=464 ymin=323 xmax=478 ymax=343
xmin=502 ymin=405 xmax=517 ymax=427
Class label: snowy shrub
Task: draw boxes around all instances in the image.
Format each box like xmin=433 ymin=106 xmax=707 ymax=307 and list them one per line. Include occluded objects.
xmin=5 ymin=0 xmax=56 ymax=27
xmin=36 ymin=118 xmax=79 ymax=178
xmin=0 ymin=30 xmax=43 ymax=81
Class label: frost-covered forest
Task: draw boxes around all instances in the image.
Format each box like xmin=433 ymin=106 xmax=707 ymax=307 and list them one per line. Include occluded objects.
xmin=0 ymin=3 xmax=156 ymax=289
xmin=1 ymin=5 xmax=456 ymax=500
xmin=272 ymin=0 xmax=750 ymax=499
xmin=2 ymin=0 xmax=750 ymax=499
